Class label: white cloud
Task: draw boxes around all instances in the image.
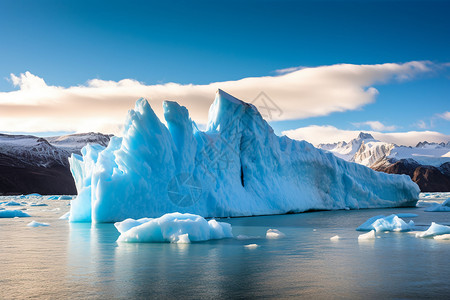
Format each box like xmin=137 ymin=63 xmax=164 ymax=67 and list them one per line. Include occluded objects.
xmin=353 ymin=120 xmax=397 ymax=131
xmin=0 ymin=61 xmax=435 ymax=134
xmin=283 ymin=125 xmax=450 ymax=147
xmin=438 ymin=111 xmax=450 ymax=121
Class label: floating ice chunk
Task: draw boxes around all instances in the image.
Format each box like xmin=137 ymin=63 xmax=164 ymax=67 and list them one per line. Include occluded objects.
xmin=3 ymin=201 xmax=23 ymax=206
xmin=434 ymin=234 xmax=450 ymax=240
xmin=266 ymin=229 xmax=285 ymax=239
xmin=0 ymin=210 xmax=31 ymax=218
xmin=330 ymin=235 xmax=340 ymax=241
xmin=415 ymin=222 xmax=450 ymax=238
xmin=59 ymin=212 xmax=70 ymax=220
xmin=357 ymin=214 xmax=414 ymax=232
xmin=27 ymin=221 xmax=49 ymax=227
xmin=244 ymin=244 xmax=259 ymax=249
xmin=358 ymin=230 xmax=376 ymax=240
xmin=116 ymin=213 xmax=233 ymax=243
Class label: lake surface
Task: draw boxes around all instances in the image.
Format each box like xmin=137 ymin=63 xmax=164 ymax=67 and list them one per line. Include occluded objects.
xmin=1 ymin=193 xmax=449 ymax=299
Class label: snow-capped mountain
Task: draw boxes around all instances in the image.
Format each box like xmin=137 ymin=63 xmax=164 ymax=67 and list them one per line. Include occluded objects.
xmin=318 ymin=133 xmax=450 ymax=191
xmin=318 ymin=132 xmax=376 ymax=161
xmin=0 ymin=132 xmax=111 ymax=195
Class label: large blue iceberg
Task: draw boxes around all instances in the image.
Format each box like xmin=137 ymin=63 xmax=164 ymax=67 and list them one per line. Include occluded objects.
xmin=69 ymin=90 xmax=419 ymax=222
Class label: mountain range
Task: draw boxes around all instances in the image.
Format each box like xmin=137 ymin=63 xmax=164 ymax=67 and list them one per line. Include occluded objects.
xmin=0 ymin=132 xmax=111 ymax=195
xmin=318 ymin=133 xmax=450 ymax=192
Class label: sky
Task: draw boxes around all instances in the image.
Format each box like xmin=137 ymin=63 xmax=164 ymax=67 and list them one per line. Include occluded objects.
xmin=0 ymin=0 xmax=449 ymax=146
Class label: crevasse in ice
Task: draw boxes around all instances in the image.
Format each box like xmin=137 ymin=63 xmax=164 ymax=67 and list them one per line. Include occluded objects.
xmin=69 ymin=90 xmax=419 ymax=222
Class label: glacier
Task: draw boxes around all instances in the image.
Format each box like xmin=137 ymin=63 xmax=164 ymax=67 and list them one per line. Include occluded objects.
xmin=69 ymin=89 xmax=419 ymax=223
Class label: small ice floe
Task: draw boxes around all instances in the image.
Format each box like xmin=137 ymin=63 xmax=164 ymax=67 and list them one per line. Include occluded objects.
xmin=59 ymin=212 xmax=70 ymax=220
xmin=266 ymin=229 xmax=285 ymax=239
xmin=358 ymin=230 xmax=376 ymax=240
xmin=330 ymin=235 xmax=340 ymax=241
xmin=0 ymin=210 xmax=31 ymax=218
xmin=434 ymin=234 xmax=450 ymax=240
xmin=27 ymin=221 xmax=50 ymax=227
xmin=424 ymin=198 xmax=450 ymax=212
xmin=415 ymin=222 xmax=450 ymax=238
xmin=3 ymin=201 xmax=23 ymax=206
xmin=244 ymin=244 xmax=259 ymax=249
xmin=356 ymin=214 xmax=414 ymax=232
xmin=115 ymin=213 xmax=233 ymax=243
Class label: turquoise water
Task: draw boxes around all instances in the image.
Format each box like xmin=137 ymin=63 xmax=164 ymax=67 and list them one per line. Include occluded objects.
xmin=1 ymin=195 xmax=449 ymax=299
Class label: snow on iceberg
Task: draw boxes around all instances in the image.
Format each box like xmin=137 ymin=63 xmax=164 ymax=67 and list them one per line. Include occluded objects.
xmin=0 ymin=210 xmax=31 ymax=218
xmin=69 ymin=90 xmax=420 ymax=223
xmin=115 ymin=213 xmax=233 ymax=243
xmin=356 ymin=214 xmax=414 ymax=232
xmin=415 ymin=222 xmax=450 ymax=238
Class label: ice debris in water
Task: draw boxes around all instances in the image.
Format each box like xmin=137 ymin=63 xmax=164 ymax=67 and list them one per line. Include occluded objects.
xmin=266 ymin=229 xmax=286 ymax=239
xmin=244 ymin=244 xmax=259 ymax=249
xmin=356 ymin=214 xmax=414 ymax=232
xmin=415 ymin=222 xmax=450 ymax=238
xmin=0 ymin=210 xmax=31 ymax=218
xmin=68 ymin=90 xmax=419 ymax=223
xmin=27 ymin=221 xmax=49 ymax=227
xmin=330 ymin=235 xmax=340 ymax=241
xmin=115 ymin=212 xmax=233 ymax=243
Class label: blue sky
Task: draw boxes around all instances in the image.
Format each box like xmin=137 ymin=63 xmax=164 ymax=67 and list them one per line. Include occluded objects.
xmin=0 ymin=0 xmax=449 ymax=144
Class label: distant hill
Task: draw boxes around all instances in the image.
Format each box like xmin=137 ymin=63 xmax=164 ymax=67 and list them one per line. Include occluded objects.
xmin=317 ymin=133 xmax=450 ymax=192
xmin=0 ymin=132 xmax=111 ymax=195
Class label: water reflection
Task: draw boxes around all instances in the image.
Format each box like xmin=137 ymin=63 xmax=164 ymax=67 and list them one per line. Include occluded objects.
xmin=60 ymin=208 xmax=450 ymax=299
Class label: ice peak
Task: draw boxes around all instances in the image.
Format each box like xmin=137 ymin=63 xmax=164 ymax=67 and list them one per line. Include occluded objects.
xmin=357 ymin=132 xmax=374 ymax=140
xmin=207 ymin=89 xmax=259 ymax=132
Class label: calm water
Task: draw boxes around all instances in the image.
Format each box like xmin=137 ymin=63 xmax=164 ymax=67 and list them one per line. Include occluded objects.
xmin=1 ymin=194 xmax=449 ymax=299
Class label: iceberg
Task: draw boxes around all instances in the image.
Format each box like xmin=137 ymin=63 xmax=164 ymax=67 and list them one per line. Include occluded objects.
xmin=69 ymin=90 xmax=419 ymax=223
xmin=356 ymin=214 xmax=414 ymax=232
xmin=115 ymin=212 xmax=233 ymax=243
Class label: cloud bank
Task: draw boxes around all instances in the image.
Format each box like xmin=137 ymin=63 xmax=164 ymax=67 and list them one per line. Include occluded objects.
xmin=0 ymin=61 xmax=434 ymax=134
xmin=283 ymin=125 xmax=450 ymax=147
